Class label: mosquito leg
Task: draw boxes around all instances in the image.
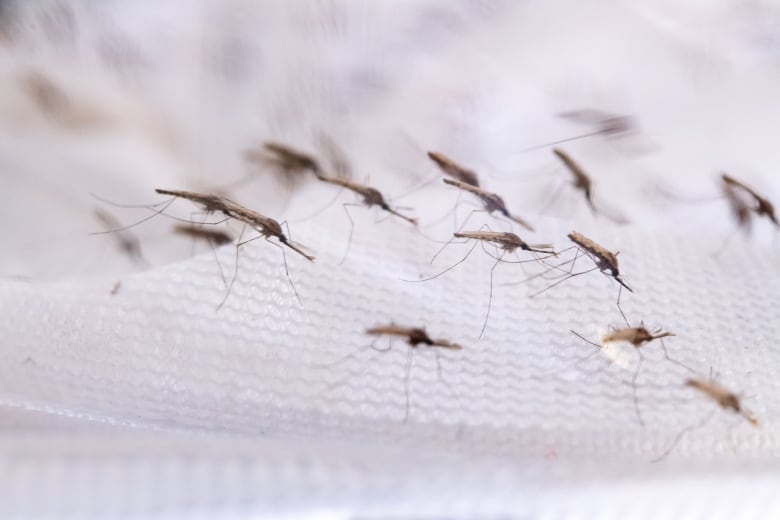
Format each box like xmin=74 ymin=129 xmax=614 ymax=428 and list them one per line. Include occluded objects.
xmin=403 ymin=240 xmax=479 ymax=283
xmin=403 ymin=346 xmax=415 ymax=423
xmin=266 ymin=237 xmax=303 ymax=306
xmin=651 ymin=409 xmax=716 ymax=463
xmin=479 ymin=251 xmax=505 ymax=339
xmin=632 ymin=349 xmax=645 ymax=427
xmin=537 ymin=180 xmax=566 ymax=216
xmin=617 ymin=286 xmax=630 ymax=327
xmin=660 ymin=339 xmax=695 ymax=373
xmin=435 ymin=350 xmax=462 ymax=409
xmin=217 ymin=223 xmax=248 ymax=311
xmin=339 ymin=203 xmax=362 ymax=265
xmin=529 ymin=265 xmax=600 ymax=298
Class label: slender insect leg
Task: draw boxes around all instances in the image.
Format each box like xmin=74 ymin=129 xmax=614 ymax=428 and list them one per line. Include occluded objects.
xmin=428 ymin=217 xmax=490 ymax=264
xmin=403 ymin=240 xmax=479 ymax=283
xmin=537 ymin=180 xmax=566 ymax=216
xmin=89 ymin=197 xmax=176 ymax=236
xmin=660 ymin=339 xmax=695 ymax=373
xmin=339 ymin=203 xmax=362 ymax=265
xmin=403 ymin=346 xmax=415 ymax=423
xmin=712 ymin=228 xmax=739 ymax=259
xmin=529 ymin=264 xmax=600 ymax=298
xmin=651 ymin=409 xmax=716 ymax=463
xmin=296 ymin=186 xmax=346 ymax=223
xmin=617 ymin=286 xmax=630 ymax=327
xmin=421 ymin=191 xmax=465 ymax=231
xmin=434 ymin=350 xmax=462 ymax=410
xmin=545 ymin=330 xmax=607 ymax=378
xmin=503 ymin=246 xmax=579 ymax=287
xmin=266 ymin=237 xmax=303 ymax=306
xmin=217 ymin=224 xmax=248 ymax=311
xmin=631 ymin=349 xmax=646 ymax=427
xmin=479 ymin=250 xmax=505 ymax=339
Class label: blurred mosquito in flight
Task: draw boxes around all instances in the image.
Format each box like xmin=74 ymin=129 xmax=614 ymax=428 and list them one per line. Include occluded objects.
xmin=518 ymin=109 xmax=636 ymax=153
xmin=542 ymin=148 xmax=628 ymax=224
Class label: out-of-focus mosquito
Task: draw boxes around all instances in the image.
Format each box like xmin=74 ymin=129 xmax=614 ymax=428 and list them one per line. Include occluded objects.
xmin=518 ymin=109 xmax=636 ymax=153
xmin=427 ymin=151 xmax=481 ymax=187
xmin=93 ymin=208 xmax=147 ymax=267
xmin=721 ymin=173 xmax=778 ymax=232
xmin=406 ymin=221 xmax=555 ymax=337
xmin=544 ymin=148 xmax=628 ymax=224
xmin=653 ymin=376 xmax=758 ymax=462
xmin=365 ymin=323 xmax=463 ymax=422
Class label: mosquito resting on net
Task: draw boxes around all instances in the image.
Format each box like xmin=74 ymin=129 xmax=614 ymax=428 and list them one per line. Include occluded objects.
xmin=314 ymin=174 xmax=418 ymax=262
xmin=405 ymin=221 xmax=555 ymax=338
xmin=92 ymin=189 xmax=314 ymax=307
xmin=93 ymin=208 xmax=148 ymax=267
xmin=365 ymin=323 xmax=463 ymax=422
xmin=518 ymin=109 xmax=636 ymax=153
xmin=157 ymin=189 xmax=314 ymax=307
xmin=442 ymin=178 xmax=535 ymax=231
xmin=652 ymin=376 xmax=759 ymax=462
xmin=570 ymin=315 xmax=692 ymax=426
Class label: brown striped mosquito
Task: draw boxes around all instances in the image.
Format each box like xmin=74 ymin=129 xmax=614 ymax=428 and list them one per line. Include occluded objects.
xmin=365 ymin=323 xmax=463 ymax=422
xmin=93 ymin=208 xmax=147 ymax=267
xmin=653 ymin=376 xmax=758 ymax=462
xmin=570 ymin=316 xmax=691 ymax=426
xmin=92 ymin=189 xmax=313 ymax=307
xmin=442 ymin=178 xmax=534 ymax=231
xmin=406 ymin=221 xmax=555 ymax=337
xmin=314 ymin=174 xmax=417 ymax=262
xmin=524 ymin=230 xmax=632 ymax=296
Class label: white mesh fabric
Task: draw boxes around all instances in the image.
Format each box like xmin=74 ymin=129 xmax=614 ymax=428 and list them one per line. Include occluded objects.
xmin=2 ymin=0 xmax=780 ymax=517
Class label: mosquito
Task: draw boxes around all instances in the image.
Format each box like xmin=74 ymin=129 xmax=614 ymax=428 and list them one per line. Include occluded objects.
xmin=314 ymin=174 xmax=417 ymax=261
xmin=427 ymin=151 xmax=481 ymax=187
xmin=653 ymin=377 xmax=758 ymax=462
xmin=721 ymin=173 xmax=778 ymax=231
xmin=95 ymin=188 xmax=314 ymax=306
xmin=518 ymin=109 xmax=635 ymax=153
xmin=527 ymin=230 xmax=632 ymax=296
xmin=442 ymin=178 xmax=534 ymax=231
xmin=173 ymin=224 xmax=234 ymax=246
xmin=93 ymin=208 xmax=147 ymax=266
xmin=407 ymin=222 xmax=555 ymax=337
xmin=570 ymin=321 xmax=690 ymax=426
xmin=365 ymin=323 xmax=463 ymax=422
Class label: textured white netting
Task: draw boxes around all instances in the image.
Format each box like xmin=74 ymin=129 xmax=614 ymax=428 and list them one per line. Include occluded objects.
xmin=2 ymin=0 xmax=780 ymax=517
